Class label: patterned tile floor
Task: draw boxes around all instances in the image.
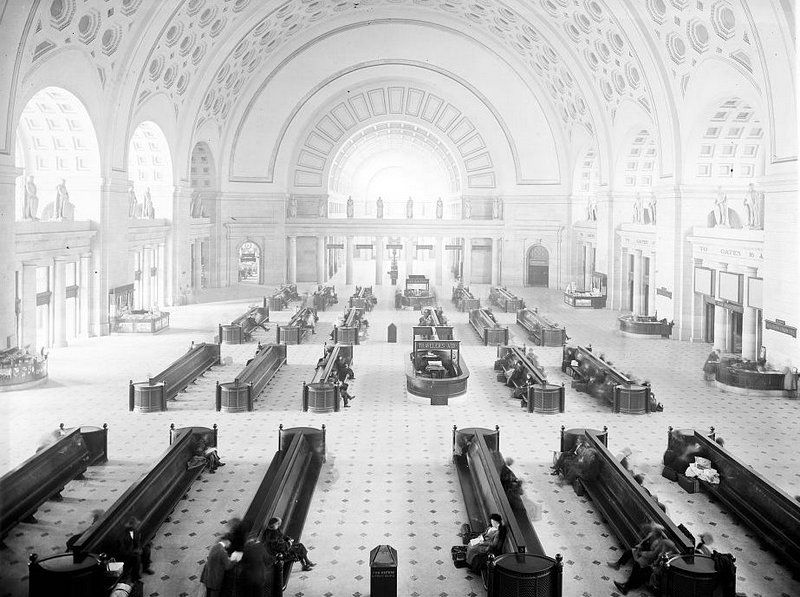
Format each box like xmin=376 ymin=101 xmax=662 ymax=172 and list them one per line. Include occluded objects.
xmin=1 ymin=262 xmax=799 ymax=597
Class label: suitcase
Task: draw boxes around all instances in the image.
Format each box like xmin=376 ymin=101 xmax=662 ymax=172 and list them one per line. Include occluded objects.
xmin=451 ymin=545 xmax=468 ymax=568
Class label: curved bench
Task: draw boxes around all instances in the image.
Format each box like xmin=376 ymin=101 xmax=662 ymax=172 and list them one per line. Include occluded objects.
xmin=217 ymin=344 xmax=287 ymax=412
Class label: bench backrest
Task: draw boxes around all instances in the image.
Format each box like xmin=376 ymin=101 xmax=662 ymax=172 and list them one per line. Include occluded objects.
xmin=310 ymin=346 xmax=344 ymax=384
xmin=583 ymin=431 xmax=693 ymax=553
xmin=0 ymin=429 xmax=89 ymax=540
xmin=149 ymin=342 xmax=220 ymax=396
xmin=566 ymin=345 xmax=632 ymax=385
xmin=505 ymin=347 xmax=547 ymax=385
xmin=236 ymin=344 xmax=287 ymax=397
xmin=470 ymin=308 xmax=502 ymax=330
xmin=71 ymin=427 xmax=213 ymax=560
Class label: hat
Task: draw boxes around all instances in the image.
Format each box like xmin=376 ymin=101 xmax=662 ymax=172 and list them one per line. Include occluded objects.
xmin=267 ymin=517 xmax=282 ymax=530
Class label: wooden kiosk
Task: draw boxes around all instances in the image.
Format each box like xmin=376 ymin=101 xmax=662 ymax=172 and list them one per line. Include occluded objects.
xmin=402 ymin=275 xmax=436 ymax=309
xmin=406 ymin=337 xmax=469 ymax=405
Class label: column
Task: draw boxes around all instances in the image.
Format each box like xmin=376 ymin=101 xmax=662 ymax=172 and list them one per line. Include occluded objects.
xmin=21 ymin=263 xmax=37 ymax=349
xmin=583 ymin=243 xmax=591 ymax=290
xmin=647 ymin=254 xmax=657 ymax=316
xmin=141 ymin=247 xmax=152 ymax=310
xmin=405 ymin=238 xmax=414 ymax=276
xmin=741 ymin=266 xmax=759 ymax=360
xmin=192 ymin=241 xmax=203 ymax=289
xmin=157 ymin=245 xmax=166 ymax=307
xmin=434 ymin=237 xmax=444 ymax=286
xmin=52 ymin=258 xmax=67 ymax=347
xmin=463 ymin=238 xmax=472 ymax=286
xmin=491 ymin=237 xmax=500 ymax=286
xmin=345 ymin=237 xmax=354 ymax=285
xmin=79 ymin=254 xmax=91 ymax=337
xmin=169 ymin=181 xmax=193 ymax=306
xmin=713 ymin=263 xmax=728 ymax=351
xmin=375 ymin=236 xmax=384 ymax=285
xmin=316 ymin=235 xmax=325 ymax=283
xmin=0 ymin=160 xmax=20 ymax=348
xmin=632 ymin=250 xmax=643 ymax=315
xmin=288 ymin=236 xmax=297 ymax=284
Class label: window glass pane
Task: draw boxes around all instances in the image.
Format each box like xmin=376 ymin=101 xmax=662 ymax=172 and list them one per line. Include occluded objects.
xmin=36 ymin=266 xmax=49 ymax=292
xmin=66 ymin=262 xmax=77 ymax=287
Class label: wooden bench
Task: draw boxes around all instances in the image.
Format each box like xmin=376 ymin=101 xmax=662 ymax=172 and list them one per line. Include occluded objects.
xmin=489 ymin=287 xmax=524 ymax=313
xmin=243 ymin=425 xmax=325 ymax=594
xmin=469 ymin=308 xmax=509 ymax=346
xmin=332 ymin=305 xmax=364 ymax=345
xmin=349 ymin=286 xmax=376 ymax=311
xmin=302 ymin=344 xmax=353 ymax=413
xmin=494 ymin=346 xmax=565 ymax=414
xmin=30 ymin=425 xmax=218 ymax=595
xmin=516 ymin=308 xmax=567 ymax=347
xmin=216 ymin=344 xmax=287 ymax=412
xmin=129 ymin=341 xmax=221 ymax=412
xmin=269 ymin=284 xmax=299 ymax=311
xmin=312 ymin=286 xmax=337 ymax=312
xmin=219 ymin=299 xmax=270 ymax=344
xmin=665 ymin=427 xmax=800 ymax=570
xmin=561 ymin=345 xmax=655 ymax=414
xmin=452 ymin=285 xmax=481 ymax=312
xmin=0 ymin=428 xmax=92 ymax=544
xmin=276 ymin=307 xmax=317 ymax=345
xmin=452 ymin=426 xmax=562 ymax=593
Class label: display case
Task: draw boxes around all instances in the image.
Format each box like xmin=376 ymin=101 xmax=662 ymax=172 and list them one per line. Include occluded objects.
xmin=0 ymin=347 xmax=48 ymax=391
xmin=109 ymin=284 xmax=169 ymax=333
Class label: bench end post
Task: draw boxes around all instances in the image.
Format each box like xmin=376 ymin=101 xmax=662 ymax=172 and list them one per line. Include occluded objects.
xmin=495 ymin=425 xmax=500 ymax=450
xmin=278 ymin=424 xmax=283 ymax=451
xmin=215 ymin=381 xmax=221 ymax=412
xmin=321 ymin=424 xmax=326 ymax=462
xmin=247 ymin=383 xmax=254 ymax=412
xmin=212 ymin=423 xmax=218 ymax=447
xmin=128 ymin=379 xmax=134 ymax=412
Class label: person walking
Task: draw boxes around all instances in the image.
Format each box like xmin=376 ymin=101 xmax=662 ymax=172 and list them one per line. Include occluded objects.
xmin=200 ymin=535 xmax=240 ymax=597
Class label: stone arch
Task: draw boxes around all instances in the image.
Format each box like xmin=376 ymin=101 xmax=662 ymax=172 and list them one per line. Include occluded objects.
xmin=14 ymin=86 xmax=102 ymax=222
xmin=128 ymin=121 xmax=174 ymax=219
xmin=189 ymin=141 xmax=216 ymax=218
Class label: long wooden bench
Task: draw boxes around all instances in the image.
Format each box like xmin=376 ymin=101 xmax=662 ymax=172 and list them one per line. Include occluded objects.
xmin=269 ymin=284 xmax=299 ymax=311
xmin=129 ymin=341 xmax=221 ymax=412
xmin=469 ymin=308 xmax=509 ymax=346
xmin=665 ymin=426 xmax=800 ymax=570
xmin=276 ymin=307 xmax=317 ymax=345
xmin=349 ymin=286 xmax=376 ymax=311
xmin=219 ymin=299 xmax=270 ymax=344
xmin=494 ymin=346 xmax=565 ymax=413
xmin=312 ymin=285 xmax=337 ymax=312
xmin=517 ymin=308 xmax=567 ymax=347
xmin=562 ymin=345 xmax=656 ymax=414
xmin=0 ymin=428 xmax=92 ymax=544
xmin=452 ymin=285 xmax=480 ymax=312
xmin=452 ymin=427 xmax=562 ymax=592
xmin=242 ymin=425 xmax=325 ymax=594
xmin=28 ymin=425 xmax=218 ymax=595
xmin=413 ymin=306 xmax=454 ymax=341
xmin=332 ymin=305 xmax=363 ymax=345
xmin=489 ymin=287 xmax=524 ymax=313
xmin=302 ymin=344 xmax=353 ymax=413
xmin=216 ymin=344 xmax=287 ymax=412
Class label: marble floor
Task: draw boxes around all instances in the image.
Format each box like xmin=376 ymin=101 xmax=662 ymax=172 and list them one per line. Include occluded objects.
xmin=1 ymin=264 xmax=799 ymax=597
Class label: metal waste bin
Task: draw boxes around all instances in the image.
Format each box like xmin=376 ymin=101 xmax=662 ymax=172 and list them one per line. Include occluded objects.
xmin=369 ymin=544 xmax=397 ymax=597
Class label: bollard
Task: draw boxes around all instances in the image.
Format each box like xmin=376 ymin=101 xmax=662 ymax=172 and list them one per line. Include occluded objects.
xmin=387 ymin=323 xmax=397 ymax=343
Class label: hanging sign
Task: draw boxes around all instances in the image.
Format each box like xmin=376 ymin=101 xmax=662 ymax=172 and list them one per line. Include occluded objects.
xmin=326 ymin=243 xmax=344 ymax=249
xmin=445 ymin=244 xmax=462 ymax=250
xmin=765 ymin=319 xmax=797 ymax=338
xmin=386 ymin=243 xmax=403 ymax=249
xmin=355 ymin=244 xmax=374 ymax=250
xmin=656 ymin=287 xmax=672 ymax=299
xmin=416 ymin=244 xmax=434 ymax=250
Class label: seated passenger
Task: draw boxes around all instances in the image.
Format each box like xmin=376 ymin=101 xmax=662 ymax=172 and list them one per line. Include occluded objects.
xmin=607 ymin=523 xmax=666 ymax=570
xmin=187 ymin=437 xmax=225 ymax=474
xmin=116 ymin=516 xmax=154 ymax=580
xmin=614 ymin=537 xmax=676 ymax=595
xmin=334 ymin=355 xmax=354 ymax=382
xmin=551 ymin=437 xmax=589 ymax=476
xmin=465 ymin=513 xmax=506 ymax=572
xmin=264 ymin=517 xmax=316 ymax=571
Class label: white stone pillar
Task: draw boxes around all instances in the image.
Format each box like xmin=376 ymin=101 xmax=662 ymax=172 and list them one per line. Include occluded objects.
xmin=79 ymin=254 xmax=91 ymax=337
xmin=288 ymin=236 xmax=297 ymax=284
xmin=316 ymin=235 xmax=325 ymax=283
xmin=142 ymin=247 xmax=152 ymax=310
xmin=741 ymin=267 xmax=759 ymax=360
xmin=52 ymin=258 xmax=67 ymax=347
xmin=21 ymin=263 xmax=37 ymax=349
xmin=345 ymin=236 xmax=354 ymax=285
xmin=713 ymin=305 xmax=727 ymax=351
xmin=583 ymin=243 xmax=591 ymax=290
xmin=435 ymin=237 xmax=444 ymax=286
xmin=632 ymin=250 xmax=643 ymax=315
xmin=647 ymin=254 xmax=657 ymax=316
xmin=157 ymin=245 xmax=166 ymax=307
xmin=192 ymin=241 xmax=203 ymax=289
xmin=0 ymin=160 xmax=20 ymax=348
xmin=375 ymin=236 xmax=384 ymax=285
xmin=491 ymin=237 xmax=500 ymax=286
xmin=463 ymin=238 xmax=472 ymax=286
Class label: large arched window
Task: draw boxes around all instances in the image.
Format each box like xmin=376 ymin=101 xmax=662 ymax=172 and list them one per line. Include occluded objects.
xmin=15 ymin=87 xmax=101 ymax=221
xmin=128 ymin=121 xmax=174 ymax=219
xmin=189 ymin=141 xmax=216 ymax=218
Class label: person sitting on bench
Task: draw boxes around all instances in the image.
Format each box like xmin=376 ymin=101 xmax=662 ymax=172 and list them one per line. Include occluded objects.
xmin=614 ymin=536 xmax=676 ymax=595
xmin=187 ymin=436 xmax=225 ymax=474
xmin=551 ymin=437 xmax=589 ymax=476
xmin=339 ymin=381 xmax=355 ymax=407
xmin=607 ymin=522 xmax=666 ymax=569
xmin=263 ymin=517 xmax=316 ymax=571
xmin=465 ymin=513 xmax=506 ymax=572
xmin=116 ymin=516 xmax=154 ymax=580
xmin=334 ymin=355 xmax=354 ymax=382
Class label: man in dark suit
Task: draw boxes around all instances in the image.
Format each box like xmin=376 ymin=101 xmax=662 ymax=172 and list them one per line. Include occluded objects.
xmin=240 ymin=528 xmax=275 ymax=597
xmin=201 ymin=536 xmax=236 ymax=597
xmin=117 ymin=517 xmax=153 ymax=580
xmin=263 ymin=517 xmax=315 ymax=571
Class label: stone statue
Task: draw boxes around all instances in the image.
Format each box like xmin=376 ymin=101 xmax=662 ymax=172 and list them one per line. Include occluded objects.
xmin=436 ymin=197 xmax=443 ymax=220
xmin=754 ymin=189 xmax=764 ymax=230
xmin=462 ymin=196 xmax=471 ymax=219
xmin=743 ymin=183 xmax=763 ymax=229
xmin=492 ymin=197 xmax=500 ymax=219
xmin=376 ymin=196 xmax=384 ymax=219
xmin=318 ymin=196 xmax=327 ymax=218
xmin=586 ymin=196 xmax=597 ymax=221
xmin=406 ymin=196 xmax=413 ymax=219
xmin=54 ymin=179 xmax=69 ymax=220
xmin=713 ymin=187 xmax=728 ymax=227
xmin=23 ymin=175 xmax=38 ymax=220
xmin=647 ymin=193 xmax=657 ymax=225
xmin=143 ymin=187 xmax=155 ymax=219
xmin=128 ymin=185 xmax=138 ymax=218
xmin=496 ymin=196 xmax=504 ymax=220
xmin=346 ymin=195 xmax=354 ymax=218
xmin=632 ymin=192 xmax=644 ymax=224
xmin=287 ymin=195 xmax=298 ymax=219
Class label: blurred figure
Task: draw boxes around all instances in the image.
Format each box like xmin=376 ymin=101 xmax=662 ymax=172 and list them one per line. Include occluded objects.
xmin=117 ymin=516 xmax=153 ymax=580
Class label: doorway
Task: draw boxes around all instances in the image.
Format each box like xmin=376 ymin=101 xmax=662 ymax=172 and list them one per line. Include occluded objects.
xmin=729 ymin=310 xmax=743 ymax=354
xmin=705 ymin=301 xmax=715 ymax=343
xmin=526 ymin=245 xmax=549 ymax=287
xmin=238 ymin=241 xmax=261 ymax=284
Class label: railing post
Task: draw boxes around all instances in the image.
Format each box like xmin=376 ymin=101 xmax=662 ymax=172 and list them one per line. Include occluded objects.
xmin=212 ymin=423 xmax=218 ymax=447
xmin=321 ymin=424 xmax=326 ymax=462
xmin=278 ymin=423 xmax=283 ymax=451
xmin=128 ymin=380 xmax=134 ymax=412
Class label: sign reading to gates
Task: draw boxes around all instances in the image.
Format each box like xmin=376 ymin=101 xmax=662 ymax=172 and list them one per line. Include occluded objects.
xmin=416 ymin=340 xmax=460 ymax=350
xmin=386 ymin=244 xmax=403 ymax=249
xmin=355 ymin=244 xmax=373 ymax=249
xmin=326 ymin=244 xmax=344 ymax=249
xmin=765 ymin=319 xmax=797 ymax=338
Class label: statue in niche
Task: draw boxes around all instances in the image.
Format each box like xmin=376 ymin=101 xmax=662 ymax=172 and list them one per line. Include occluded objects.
xmin=462 ymin=196 xmax=471 ymax=219
xmin=586 ymin=196 xmax=597 ymax=221
xmin=346 ymin=196 xmax=354 ymax=218
xmin=743 ymin=183 xmax=763 ymax=230
xmin=632 ymin=192 xmax=644 ymax=224
xmin=318 ymin=196 xmax=327 ymax=218
xmin=406 ymin=196 xmax=413 ymax=219
xmin=128 ymin=185 xmax=139 ymax=218
xmin=713 ymin=186 xmax=729 ymax=227
xmin=376 ymin=196 xmax=384 ymax=219
xmin=492 ymin=197 xmax=500 ymax=219
xmin=287 ymin=195 xmax=298 ymax=219
xmin=23 ymin=175 xmax=39 ymax=220
xmin=436 ymin=197 xmax=443 ymax=220
xmin=143 ymin=187 xmax=155 ymax=219
xmin=647 ymin=193 xmax=657 ymax=225
xmin=54 ymin=179 xmax=69 ymax=220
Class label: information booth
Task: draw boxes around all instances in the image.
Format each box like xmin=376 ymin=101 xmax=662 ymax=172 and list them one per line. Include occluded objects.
xmin=402 ymin=275 xmax=436 ymax=309
xmin=108 ymin=284 xmax=169 ymax=333
xmin=563 ymin=272 xmax=607 ymax=309
xmin=406 ymin=338 xmax=469 ymax=405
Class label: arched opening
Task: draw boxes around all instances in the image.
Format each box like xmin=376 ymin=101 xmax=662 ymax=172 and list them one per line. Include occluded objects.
xmin=572 ymin=146 xmax=599 ymax=222
xmin=526 ymin=245 xmax=550 ymax=287
xmin=189 ymin=141 xmax=215 ymax=218
xmin=15 ymin=87 xmax=101 ymax=222
xmin=238 ymin=241 xmax=262 ymax=284
xmin=128 ymin=121 xmax=174 ymax=219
